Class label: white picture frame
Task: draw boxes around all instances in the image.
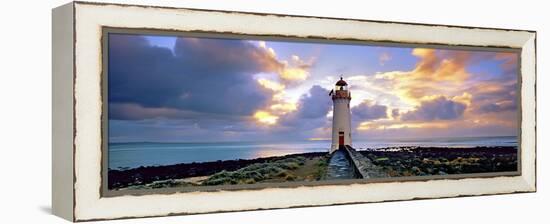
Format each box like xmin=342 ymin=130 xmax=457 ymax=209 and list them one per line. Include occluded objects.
xmin=52 ymin=1 xmax=536 ymax=221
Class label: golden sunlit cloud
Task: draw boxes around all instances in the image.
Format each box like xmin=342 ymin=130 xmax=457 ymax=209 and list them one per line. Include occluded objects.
xmin=270 ymin=103 xmax=297 ymax=114
xmin=257 ymin=78 xmax=286 ymax=91
xmin=256 ymin=41 xmax=313 ymax=83
xmin=308 ymin=137 xmax=331 ymax=141
xmin=257 ymin=41 xmax=277 ymax=57
xmin=452 ymin=92 xmax=473 ymax=107
xmin=255 ymin=77 xmax=297 ymax=115
xmin=253 ymin=110 xmax=278 ymax=125
xmin=417 ymin=92 xmax=472 ymax=107
xmin=362 ymin=48 xmax=476 ymax=108
xmin=357 ymin=121 xmax=448 ymax=131
xmin=280 ymin=68 xmax=309 ymax=81
xmin=410 ymin=48 xmax=471 ymax=82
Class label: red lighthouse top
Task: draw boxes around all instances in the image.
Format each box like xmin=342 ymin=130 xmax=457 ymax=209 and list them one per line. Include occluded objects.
xmin=335 ymin=77 xmax=348 ymax=86
xmin=330 ymin=77 xmax=351 ymax=100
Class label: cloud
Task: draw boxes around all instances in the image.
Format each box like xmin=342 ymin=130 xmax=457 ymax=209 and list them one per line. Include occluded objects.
xmin=108 ymin=35 xmax=519 ymax=142
xmin=351 ymin=100 xmax=388 ymax=121
xmin=108 ymin=117 xmax=266 ymax=143
xmin=478 ymin=100 xmax=516 ymax=113
xmin=410 ymin=48 xmax=470 ymax=82
xmin=256 ymin=42 xmax=314 ymax=83
xmin=468 ymin=81 xmax=517 ymax=114
xmin=325 ymin=49 xmax=517 ymax=140
xmin=253 ymin=110 xmax=279 ymax=125
xmin=279 ymin=85 xmax=331 ymax=130
xmin=379 ymin=52 xmax=391 ymax=66
xmin=109 ymin=103 xmax=193 ymax=120
xmin=294 ymin=85 xmax=332 ymax=119
xmin=108 ymin=34 xmax=282 ymax=119
xmin=109 ymin=34 xmax=323 ymax=141
xmin=494 ymin=52 xmax=519 ymax=76
xmin=401 ymin=96 xmax=467 ymax=121
xmin=391 ymin=108 xmax=400 ymax=119
xmin=368 ymin=48 xmax=476 ymax=105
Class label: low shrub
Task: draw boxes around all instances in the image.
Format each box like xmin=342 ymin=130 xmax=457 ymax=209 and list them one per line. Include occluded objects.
xmin=202 ymin=156 xmax=308 ymax=185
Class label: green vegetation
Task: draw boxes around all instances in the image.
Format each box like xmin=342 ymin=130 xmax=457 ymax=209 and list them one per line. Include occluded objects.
xmin=202 ymin=155 xmax=330 ymax=186
xmin=202 ymin=157 xmax=305 ymax=185
xmin=124 ymin=179 xmax=192 ymax=190
xmin=313 ymin=155 xmax=329 ymax=180
xmin=362 ymin=146 xmax=517 ymax=177
xmin=114 ymin=153 xmax=330 ymax=190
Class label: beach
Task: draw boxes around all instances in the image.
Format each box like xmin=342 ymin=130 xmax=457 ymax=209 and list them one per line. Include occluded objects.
xmin=108 ymin=145 xmax=517 ymax=190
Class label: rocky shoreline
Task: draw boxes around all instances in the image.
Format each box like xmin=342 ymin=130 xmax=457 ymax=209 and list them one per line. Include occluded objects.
xmin=108 ymin=152 xmax=327 ymax=190
xmin=359 ymin=146 xmax=518 ymax=176
xmin=108 ymin=146 xmax=517 ymax=190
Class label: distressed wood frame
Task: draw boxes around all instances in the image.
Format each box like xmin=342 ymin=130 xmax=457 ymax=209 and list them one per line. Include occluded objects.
xmin=52 ymin=1 xmax=536 ymax=222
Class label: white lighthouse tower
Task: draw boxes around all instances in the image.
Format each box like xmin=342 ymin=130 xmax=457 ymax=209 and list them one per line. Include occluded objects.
xmin=329 ymin=77 xmax=352 ymax=153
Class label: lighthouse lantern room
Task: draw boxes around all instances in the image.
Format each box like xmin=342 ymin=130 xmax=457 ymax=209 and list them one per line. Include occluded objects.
xmin=329 ymin=77 xmax=352 ymax=153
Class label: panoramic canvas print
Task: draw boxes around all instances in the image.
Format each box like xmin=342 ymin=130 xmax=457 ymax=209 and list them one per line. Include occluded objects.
xmin=106 ymin=32 xmax=519 ymax=191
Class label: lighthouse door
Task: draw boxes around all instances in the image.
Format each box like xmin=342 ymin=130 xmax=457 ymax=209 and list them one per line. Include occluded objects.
xmin=338 ymin=132 xmax=345 ymax=146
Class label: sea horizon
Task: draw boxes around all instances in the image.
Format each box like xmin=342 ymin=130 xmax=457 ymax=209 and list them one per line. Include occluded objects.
xmin=109 ymin=135 xmax=517 ymax=144
xmin=109 ymin=135 xmax=518 ymax=170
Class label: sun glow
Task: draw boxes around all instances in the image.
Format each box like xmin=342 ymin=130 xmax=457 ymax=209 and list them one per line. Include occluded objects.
xmin=257 ymin=78 xmax=285 ymax=91
xmin=280 ymin=68 xmax=308 ymax=81
xmin=253 ymin=110 xmax=279 ymax=125
xmin=308 ymin=137 xmax=330 ymax=141
xmin=357 ymin=121 xmax=449 ymax=131
xmin=270 ymin=103 xmax=297 ymax=113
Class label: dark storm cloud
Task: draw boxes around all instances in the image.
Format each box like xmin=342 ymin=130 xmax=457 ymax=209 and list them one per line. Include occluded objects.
xmin=109 ymin=103 xmax=250 ymax=122
xmin=401 ymin=96 xmax=467 ymax=121
xmin=294 ymin=85 xmax=332 ymax=119
xmin=468 ymin=81 xmax=517 ymax=114
xmin=351 ymin=101 xmax=388 ymax=121
xmin=391 ymin=108 xmax=400 ymax=119
xmin=477 ymin=100 xmax=517 ymax=113
xmin=108 ymin=34 xmax=282 ymax=120
xmin=467 ymin=52 xmax=518 ymax=115
xmin=109 ymin=103 xmax=192 ymax=120
xmin=280 ymin=85 xmax=331 ymax=130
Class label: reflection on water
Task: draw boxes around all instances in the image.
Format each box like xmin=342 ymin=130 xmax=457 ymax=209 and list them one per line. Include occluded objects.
xmin=109 ymin=141 xmax=327 ymax=169
xmin=109 ymin=136 xmax=517 ymax=169
xmin=252 ymin=148 xmax=296 ymax=159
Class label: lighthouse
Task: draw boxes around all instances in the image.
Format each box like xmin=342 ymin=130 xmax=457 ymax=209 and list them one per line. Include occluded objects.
xmin=329 ymin=77 xmax=352 ymax=153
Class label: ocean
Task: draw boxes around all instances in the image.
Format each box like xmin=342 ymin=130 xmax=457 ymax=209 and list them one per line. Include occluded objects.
xmin=109 ymin=136 xmax=517 ymax=169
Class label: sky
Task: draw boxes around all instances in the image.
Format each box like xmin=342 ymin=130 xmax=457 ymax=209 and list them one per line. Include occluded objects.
xmin=107 ymin=33 xmax=519 ymax=143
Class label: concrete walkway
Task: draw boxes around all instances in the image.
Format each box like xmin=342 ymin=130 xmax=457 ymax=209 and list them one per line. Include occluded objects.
xmin=325 ymin=149 xmax=357 ymax=180
xmin=325 ymin=146 xmax=389 ymax=180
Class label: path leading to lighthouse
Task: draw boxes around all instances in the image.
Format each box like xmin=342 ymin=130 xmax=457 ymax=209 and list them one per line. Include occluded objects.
xmin=325 ymin=146 xmax=389 ymax=180
xmin=325 ymin=149 xmax=358 ymax=179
